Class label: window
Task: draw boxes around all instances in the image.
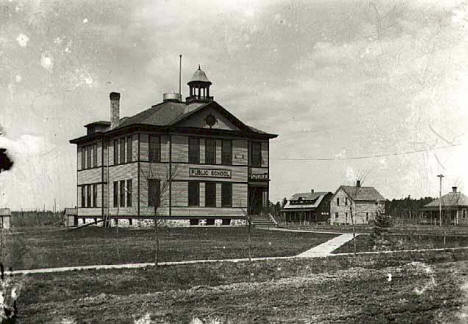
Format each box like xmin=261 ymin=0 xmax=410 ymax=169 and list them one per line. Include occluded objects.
xmin=205 ymin=182 xmax=216 ymax=207
xmin=81 ymin=186 xmax=86 ymax=207
xmin=113 ymin=181 xmax=118 ymax=207
xmin=188 ymin=182 xmax=200 ymax=206
xmin=86 ymin=184 xmax=91 ymax=207
xmin=87 ymin=146 xmax=92 ymax=169
xmin=337 ymin=198 xmax=340 ymax=206
xmin=113 ymin=140 xmax=118 ymax=165
xmin=149 ymin=136 xmax=161 ymax=162
xmin=205 ymin=139 xmax=216 ymax=164
xmin=366 ymin=212 xmax=369 ymax=222
xmin=127 ymin=136 xmax=132 ymax=163
xmin=221 ymin=183 xmax=232 ymax=207
xmin=93 ymin=144 xmax=97 ymax=167
xmin=81 ymin=147 xmax=86 ymax=170
xmin=129 ymin=218 xmax=133 ymax=226
xmin=148 ymin=179 xmax=161 ymax=207
xmin=250 ymin=142 xmax=261 ymax=167
xmin=127 ymin=179 xmax=132 ymax=207
xmin=221 ymin=140 xmax=232 ymax=165
xmin=92 ymin=184 xmax=97 ymax=207
xmin=335 ymin=212 xmax=338 ymax=219
xmin=120 ymin=138 xmax=125 ymax=164
xmin=188 ymin=137 xmax=200 ymax=164
xmin=345 ymin=198 xmax=348 ymax=206
xmin=120 ymin=180 xmax=125 ymax=207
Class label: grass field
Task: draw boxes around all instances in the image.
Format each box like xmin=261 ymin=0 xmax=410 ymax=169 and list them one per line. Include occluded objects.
xmin=1 ymin=226 xmax=336 ymax=270
xmin=14 ymin=249 xmax=468 ymax=323
xmin=334 ymin=233 xmax=468 ymax=254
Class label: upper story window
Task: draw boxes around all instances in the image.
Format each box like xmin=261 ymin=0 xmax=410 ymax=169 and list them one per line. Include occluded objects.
xmin=205 ymin=139 xmax=216 ymax=164
xmin=127 ymin=136 xmax=132 ymax=163
xmin=221 ymin=139 xmax=232 ymax=165
xmin=337 ymin=197 xmax=340 ymax=206
xmin=149 ymin=136 xmax=161 ymax=162
xmin=87 ymin=146 xmax=92 ymax=169
xmin=188 ymin=137 xmax=200 ymax=164
xmin=81 ymin=147 xmax=86 ymax=170
xmin=250 ymin=142 xmax=261 ymax=167
xmin=119 ymin=138 xmax=126 ymax=164
xmin=93 ymin=144 xmax=97 ymax=167
xmin=113 ymin=140 xmax=118 ymax=165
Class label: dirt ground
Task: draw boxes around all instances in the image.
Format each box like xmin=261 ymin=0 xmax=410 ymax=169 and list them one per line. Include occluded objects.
xmin=14 ymin=252 xmax=468 ymax=323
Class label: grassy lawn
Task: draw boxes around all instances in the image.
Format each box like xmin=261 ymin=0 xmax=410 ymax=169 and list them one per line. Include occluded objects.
xmin=13 ymin=250 xmax=468 ymax=323
xmin=334 ymin=233 xmax=468 ymax=254
xmin=1 ymin=226 xmax=336 ymax=270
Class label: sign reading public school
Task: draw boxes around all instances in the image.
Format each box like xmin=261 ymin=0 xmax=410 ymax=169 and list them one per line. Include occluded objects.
xmin=189 ymin=168 xmax=232 ymax=178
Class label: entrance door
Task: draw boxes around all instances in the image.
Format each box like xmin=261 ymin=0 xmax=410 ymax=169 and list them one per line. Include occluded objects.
xmin=248 ymin=186 xmax=267 ymax=215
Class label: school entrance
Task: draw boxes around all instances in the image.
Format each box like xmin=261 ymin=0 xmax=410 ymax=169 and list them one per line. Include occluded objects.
xmin=248 ymin=185 xmax=268 ymax=215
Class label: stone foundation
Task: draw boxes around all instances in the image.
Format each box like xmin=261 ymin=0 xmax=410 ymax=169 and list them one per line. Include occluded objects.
xmin=71 ymin=217 xmax=247 ymax=228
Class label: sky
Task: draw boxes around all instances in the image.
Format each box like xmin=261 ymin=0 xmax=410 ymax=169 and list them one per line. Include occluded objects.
xmin=1 ymin=0 xmax=468 ymax=210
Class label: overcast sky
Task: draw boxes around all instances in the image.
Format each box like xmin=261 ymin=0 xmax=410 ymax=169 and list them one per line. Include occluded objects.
xmin=1 ymin=0 xmax=468 ymax=210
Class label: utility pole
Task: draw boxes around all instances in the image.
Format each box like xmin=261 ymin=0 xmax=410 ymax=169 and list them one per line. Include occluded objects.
xmin=437 ymin=174 xmax=444 ymax=227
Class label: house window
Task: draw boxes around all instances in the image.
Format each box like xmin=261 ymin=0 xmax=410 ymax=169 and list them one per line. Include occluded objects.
xmin=250 ymin=142 xmax=261 ymax=167
xmin=92 ymin=184 xmax=97 ymax=208
xmin=148 ymin=179 xmax=161 ymax=207
xmin=221 ymin=182 xmax=232 ymax=207
xmin=345 ymin=198 xmax=348 ymax=206
xmin=93 ymin=144 xmax=97 ymax=167
xmin=205 ymin=139 xmax=216 ymax=164
xmin=127 ymin=136 xmax=132 ymax=163
xmin=113 ymin=140 xmax=118 ymax=165
xmin=188 ymin=137 xmax=200 ymax=164
xmin=81 ymin=147 xmax=86 ymax=170
xmin=149 ymin=136 xmax=161 ymax=162
xmin=81 ymin=186 xmax=86 ymax=207
xmin=366 ymin=212 xmax=369 ymax=222
xmin=120 ymin=180 xmax=125 ymax=207
xmin=221 ymin=140 xmax=232 ymax=165
xmin=337 ymin=198 xmax=340 ymax=206
xmin=113 ymin=181 xmax=118 ymax=207
xmin=345 ymin=212 xmax=348 ymax=223
xmin=126 ymin=179 xmax=132 ymax=207
xmin=86 ymin=184 xmax=91 ymax=207
xmin=87 ymin=146 xmax=92 ymax=169
xmin=188 ymin=181 xmax=200 ymax=206
xmin=120 ymin=138 xmax=125 ymax=164
xmin=205 ymin=182 xmax=216 ymax=207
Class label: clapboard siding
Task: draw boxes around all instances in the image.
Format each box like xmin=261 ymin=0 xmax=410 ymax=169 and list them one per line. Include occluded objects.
xmin=216 ymin=139 xmax=222 ymax=165
xmin=216 ymin=183 xmax=221 ymax=207
xmin=140 ymin=134 xmax=148 ymax=161
xmin=200 ymin=138 xmax=205 ymax=164
xmin=261 ymin=141 xmax=268 ymax=168
xmin=200 ymin=182 xmax=206 ymax=207
xmin=78 ymin=208 xmax=102 ymax=216
xmin=78 ymin=168 xmax=102 ymax=185
xmin=233 ymin=140 xmax=248 ymax=165
xmin=172 ymin=135 xmax=188 ymax=163
xmin=233 ymin=183 xmax=248 ymax=208
xmin=171 ymin=181 xmax=188 ymax=207
xmin=161 ymin=135 xmax=169 ymax=162
xmin=77 ymin=146 xmax=82 ymax=170
xmin=172 ymin=163 xmax=248 ymax=182
xmin=97 ymin=141 xmax=102 ymax=167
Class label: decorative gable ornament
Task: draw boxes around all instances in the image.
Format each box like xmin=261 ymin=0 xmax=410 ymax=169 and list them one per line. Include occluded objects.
xmin=205 ymin=113 xmax=217 ymax=128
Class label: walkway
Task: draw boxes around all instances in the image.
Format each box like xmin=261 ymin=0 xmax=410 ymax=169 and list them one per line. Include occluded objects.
xmin=296 ymin=233 xmax=357 ymax=258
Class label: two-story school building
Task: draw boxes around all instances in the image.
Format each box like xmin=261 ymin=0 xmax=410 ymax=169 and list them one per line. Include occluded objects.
xmin=69 ymin=66 xmax=278 ymax=227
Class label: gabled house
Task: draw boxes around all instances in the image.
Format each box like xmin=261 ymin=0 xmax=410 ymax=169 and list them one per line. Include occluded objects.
xmin=330 ymin=181 xmax=385 ymax=225
xmin=281 ymin=190 xmax=332 ymax=223
xmin=69 ymin=66 xmax=277 ymax=227
xmin=420 ymin=187 xmax=468 ymax=225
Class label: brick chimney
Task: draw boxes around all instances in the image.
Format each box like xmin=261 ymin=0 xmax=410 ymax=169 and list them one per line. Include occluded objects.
xmin=356 ymin=180 xmax=361 ymax=188
xmin=110 ymin=92 xmax=120 ymax=129
xmin=311 ymin=189 xmax=314 ymax=194
xmin=452 ymin=186 xmax=457 ymax=193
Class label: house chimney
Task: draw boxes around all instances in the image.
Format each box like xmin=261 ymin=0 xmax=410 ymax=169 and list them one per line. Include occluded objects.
xmin=452 ymin=186 xmax=457 ymax=193
xmin=110 ymin=92 xmax=120 ymax=129
xmin=356 ymin=180 xmax=361 ymax=187
xmin=311 ymin=189 xmax=314 ymax=194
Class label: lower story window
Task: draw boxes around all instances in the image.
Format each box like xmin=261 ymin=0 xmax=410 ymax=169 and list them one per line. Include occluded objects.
xmin=205 ymin=182 xmax=216 ymax=207
xmin=120 ymin=180 xmax=125 ymax=207
xmin=221 ymin=183 xmax=232 ymax=207
xmin=148 ymin=179 xmax=161 ymax=208
xmin=188 ymin=182 xmax=200 ymax=207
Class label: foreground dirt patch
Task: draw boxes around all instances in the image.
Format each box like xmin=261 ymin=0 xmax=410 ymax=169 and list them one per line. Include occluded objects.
xmin=17 ymin=258 xmax=468 ymax=323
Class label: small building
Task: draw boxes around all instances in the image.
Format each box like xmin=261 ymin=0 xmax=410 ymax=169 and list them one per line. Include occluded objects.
xmin=420 ymin=187 xmax=468 ymax=225
xmin=64 ymin=207 xmax=78 ymax=227
xmin=0 ymin=208 xmax=11 ymax=229
xmin=69 ymin=66 xmax=277 ymax=227
xmin=281 ymin=190 xmax=332 ymax=223
xmin=330 ymin=181 xmax=385 ymax=225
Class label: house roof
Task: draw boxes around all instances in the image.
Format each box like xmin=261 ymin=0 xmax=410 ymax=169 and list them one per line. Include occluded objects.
xmin=70 ymin=100 xmax=277 ymax=144
xmin=282 ymin=192 xmax=331 ymax=210
xmin=423 ymin=192 xmax=468 ymax=209
xmin=338 ymin=186 xmax=385 ymax=201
